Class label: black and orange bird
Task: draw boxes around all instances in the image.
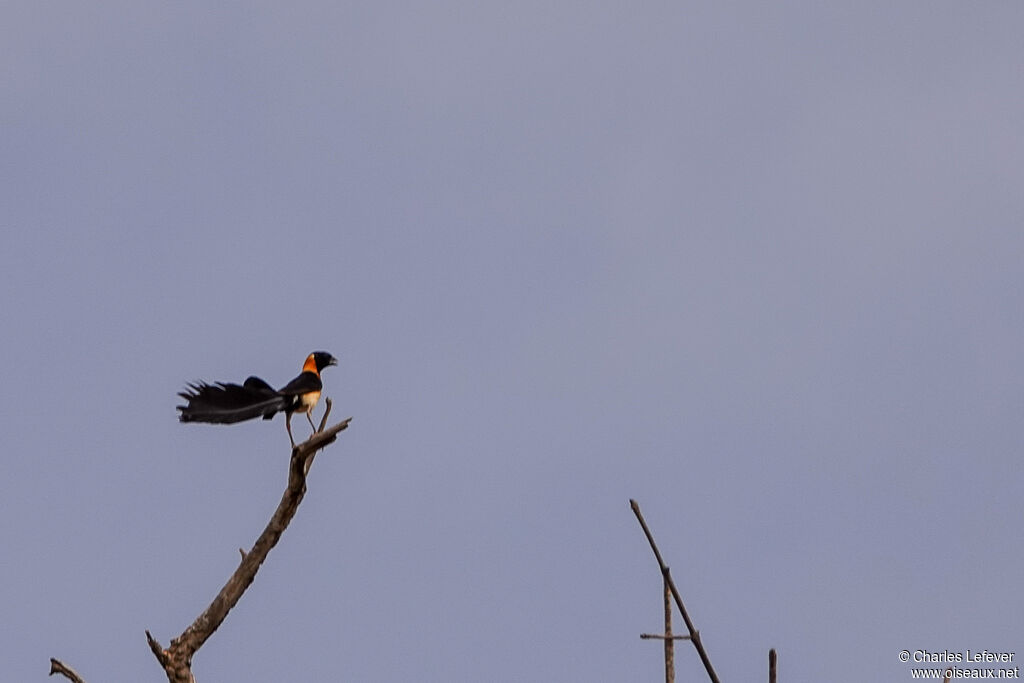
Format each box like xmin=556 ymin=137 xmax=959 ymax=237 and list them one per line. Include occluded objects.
xmin=177 ymin=351 xmax=338 ymax=446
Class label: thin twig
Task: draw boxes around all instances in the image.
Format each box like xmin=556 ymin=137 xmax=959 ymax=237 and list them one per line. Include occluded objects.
xmin=769 ymin=648 xmax=777 ymax=683
xmin=301 ymin=398 xmax=336 ymax=475
xmin=317 ymin=397 xmax=334 ymax=432
xmin=640 ymin=634 xmax=691 ymax=640
xmin=630 ymin=499 xmax=721 ymax=683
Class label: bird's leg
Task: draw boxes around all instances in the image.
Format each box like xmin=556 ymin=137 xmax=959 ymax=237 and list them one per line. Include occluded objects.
xmin=286 ymin=413 xmax=295 ymax=447
xmin=306 ymin=411 xmax=317 ymax=435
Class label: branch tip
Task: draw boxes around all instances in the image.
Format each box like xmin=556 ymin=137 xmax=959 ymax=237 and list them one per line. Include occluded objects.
xmin=49 ymin=658 xmax=87 ymax=683
xmin=145 ymin=630 xmax=169 ymax=666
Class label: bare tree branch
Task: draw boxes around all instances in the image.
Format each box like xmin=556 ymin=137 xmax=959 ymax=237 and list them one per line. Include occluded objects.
xmin=630 ymin=499 xmax=721 ymax=683
xmin=50 ymin=404 xmax=352 ymax=683
xmin=49 ymin=658 xmax=87 ymax=683
xmin=147 ymin=413 xmax=352 ymax=682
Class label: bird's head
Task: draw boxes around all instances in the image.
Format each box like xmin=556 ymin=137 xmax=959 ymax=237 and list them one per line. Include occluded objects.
xmin=310 ymin=351 xmax=338 ymax=372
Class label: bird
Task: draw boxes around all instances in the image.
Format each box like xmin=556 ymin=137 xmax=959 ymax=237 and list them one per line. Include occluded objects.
xmin=178 ymin=351 xmax=338 ymax=446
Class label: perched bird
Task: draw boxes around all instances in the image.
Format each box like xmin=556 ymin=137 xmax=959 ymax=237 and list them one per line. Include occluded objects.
xmin=178 ymin=351 xmax=338 ymax=446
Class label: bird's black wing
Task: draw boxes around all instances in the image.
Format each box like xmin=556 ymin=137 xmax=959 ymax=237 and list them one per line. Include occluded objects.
xmin=277 ymin=370 xmax=322 ymax=397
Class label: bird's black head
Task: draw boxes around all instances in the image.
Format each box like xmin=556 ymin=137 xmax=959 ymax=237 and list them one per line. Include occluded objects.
xmin=311 ymin=351 xmax=338 ymax=372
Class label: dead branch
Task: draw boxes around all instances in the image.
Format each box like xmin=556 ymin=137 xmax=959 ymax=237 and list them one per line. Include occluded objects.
xmin=50 ymin=400 xmax=351 ymax=683
xmin=640 ymin=634 xmax=690 ymax=640
xmin=630 ymin=499 xmax=721 ymax=683
xmin=148 ymin=410 xmax=352 ymax=682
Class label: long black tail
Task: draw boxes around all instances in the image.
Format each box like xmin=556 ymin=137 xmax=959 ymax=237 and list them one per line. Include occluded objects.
xmin=177 ymin=376 xmax=288 ymax=424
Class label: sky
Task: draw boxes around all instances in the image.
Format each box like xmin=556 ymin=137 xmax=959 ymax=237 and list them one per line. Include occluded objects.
xmin=2 ymin=2 xmax=1023 ymax=682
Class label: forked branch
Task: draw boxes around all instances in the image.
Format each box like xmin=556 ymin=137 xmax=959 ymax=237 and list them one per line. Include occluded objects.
xmin=50 ymin=399 xmax=352 ymax=683
xmin=630 ymin=499 xmax=721 ymax=683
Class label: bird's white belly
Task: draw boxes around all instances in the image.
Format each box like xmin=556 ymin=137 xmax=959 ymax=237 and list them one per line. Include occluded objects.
xmin=296 ymin=390 xmax=321 ymax=414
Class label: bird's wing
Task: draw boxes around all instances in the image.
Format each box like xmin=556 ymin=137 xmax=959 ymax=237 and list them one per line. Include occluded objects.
xmin=277 ymin=370 xmax=323 ymax=397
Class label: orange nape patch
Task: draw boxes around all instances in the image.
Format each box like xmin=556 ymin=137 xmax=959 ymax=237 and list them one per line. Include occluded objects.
xmin=302 ymin=353 xmax=319 ymax=375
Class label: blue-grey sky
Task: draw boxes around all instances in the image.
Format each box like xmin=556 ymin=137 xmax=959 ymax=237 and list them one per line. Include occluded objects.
xmin=3 ymin=3 xmax=1022 ymax=681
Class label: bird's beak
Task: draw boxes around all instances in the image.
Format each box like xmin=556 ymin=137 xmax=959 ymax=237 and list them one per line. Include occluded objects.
xmin=329 ymin=356 xmax=338 ymax=366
